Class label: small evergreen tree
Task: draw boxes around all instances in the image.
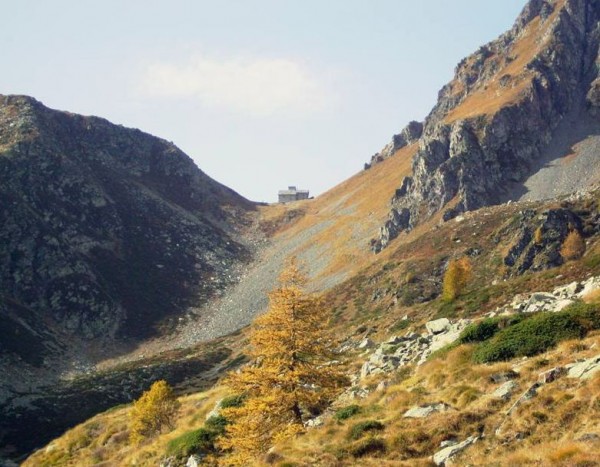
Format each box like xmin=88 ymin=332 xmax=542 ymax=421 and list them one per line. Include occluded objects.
xmin=561 ymin=230 xmax=586 ymax=260
xmin=218 ymin=258 xmax=346 ymax=465
xmin=129 ymin=380 xmax=180 ymax=444
xmin=442 ymin=257 xmax=472 ymax=302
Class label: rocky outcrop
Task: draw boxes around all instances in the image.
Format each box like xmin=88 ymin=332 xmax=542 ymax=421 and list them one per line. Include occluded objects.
xmin=502 ymin=208 xmax=584 ymax=273
xmin=492 ymin=275 xmax=600 ymax=315
xmin=365 ymin=121 xmax=423 ymax=169
xmin=432 ymin=435 xmax=479 ymax=466
xmin=372 ymin=0 xmax=600 ymax=252
xmin=403 ymin=403 xmax=451 ymax=419
xmin=491 ymin=381 xmax=519 ymax=401
xmin=359 ymin=319 xmax=471 ymax=378
xmin=567 ymin=353 xmax=600 ymax=379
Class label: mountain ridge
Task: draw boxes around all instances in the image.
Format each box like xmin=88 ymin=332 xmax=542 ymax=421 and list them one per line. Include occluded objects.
xmin=371 ymin=0 xmax=600 ymax=252
xmin=0 ymin=94 xmax=259 ymax=460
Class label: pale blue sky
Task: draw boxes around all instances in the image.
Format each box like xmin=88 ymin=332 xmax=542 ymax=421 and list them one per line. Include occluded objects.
xmin=1 ymin=1 xmax=526 ymax=202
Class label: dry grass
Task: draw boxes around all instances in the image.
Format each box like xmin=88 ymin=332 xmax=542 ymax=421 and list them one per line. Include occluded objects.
xmin=259 ymin=143 xmax=417 ymax=290
xmin=444 ymin=0 xmax=566 ymax=123
xmin=583 ymin=288 xmax=600 ymax=304
xmin=23 ymin=388 xmax=226 ymax=467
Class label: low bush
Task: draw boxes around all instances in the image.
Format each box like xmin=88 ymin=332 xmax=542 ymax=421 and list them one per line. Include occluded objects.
xmin=334 ymin=405 xmax=361 ymax=421
xmin=166 ymin=414 xmax=229 ymax=458
xmin=473 ymin=303 xmax=600 ymax=363
xmin=166 ymin=427 xmax=218 ymax=457
xmin=459 ymin=315 xmax=526 ymax=344
xmin=349 ymin=437 xmax=387 ymax=458
xmin=348 ymin=420 xmax=384 ymax=440
xmin=204 ymin=414 xmax=228 ymax=432
xmin=220 ymin=394 xmax=245 ymax=409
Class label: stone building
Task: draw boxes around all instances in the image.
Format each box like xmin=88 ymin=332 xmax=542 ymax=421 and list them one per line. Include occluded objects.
xmin=278 ymin=186 xmax=309 ymax=203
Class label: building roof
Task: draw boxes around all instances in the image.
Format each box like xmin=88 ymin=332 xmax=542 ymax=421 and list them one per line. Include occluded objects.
xmin=278 ymin=188 xmax=309 ymax=195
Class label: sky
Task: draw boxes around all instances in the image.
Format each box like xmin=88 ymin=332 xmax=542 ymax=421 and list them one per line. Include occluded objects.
xmin=1 ymin=1 xmax=526 ymax=203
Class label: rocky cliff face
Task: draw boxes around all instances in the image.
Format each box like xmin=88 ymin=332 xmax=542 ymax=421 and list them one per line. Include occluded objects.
xmin=372 ymin=0 xmax=600 ymax=252
xmin=0 ymin=95 xmax=256 ymax=458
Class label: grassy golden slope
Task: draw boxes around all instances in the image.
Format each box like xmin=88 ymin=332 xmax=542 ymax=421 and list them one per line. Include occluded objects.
xmin=261 ymin=143 xmax=417 ymax=289
xmin=26 ymin=189 xmax=600 ymax=466
xmin=273 ymin=335 xmax=600 ymax=466
xmin=444 ymin=0 xmax=566 ymax=124
xmin=23 ymin=388 xmax=228 ymax=467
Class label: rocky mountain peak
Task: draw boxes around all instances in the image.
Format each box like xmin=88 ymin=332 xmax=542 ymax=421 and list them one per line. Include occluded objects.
xmin=0 ymin=95 xmax=255 ymax=361
xmin=371 ymin=0 xmax=600 ymax=253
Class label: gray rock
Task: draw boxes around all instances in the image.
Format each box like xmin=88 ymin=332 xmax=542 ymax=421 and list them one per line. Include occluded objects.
xmin=524 ymin=292 xmax=557 ymax=313
xmin=186 ymin=455 xmax=202 ymax=467
xmin=506 ymin=383 xmax=542 ymax=416
xmin=553 ymin=281 xmax=581 ymax=297
xmin=358 ymin=338 xmax=375 ymax=350
xmin=577 ymin=277 xmax=600 ymax=299
xmin=491 ymin=381 xmax=518 ymax=400
xmin=538 ymin=367 xmax=565 ymax=384
xmin=552 ymin=299 xmax=575 ymax=312
xmin=489 ymin=370 xmax=519 ymax=384
xmin=440 ymin=439 xmax=458 ymax=449
xmin=567 ymin=354 xmax=600 ymax=379
xmin=433 ymin=435 xmax=478 ymax=466
xmin=403 ymin=403 xmax=451 ymax=419
xmin=426 ymin=318 xmax=451 ymax=335
xmin=305 ymin=416 xmax=324 ymax=428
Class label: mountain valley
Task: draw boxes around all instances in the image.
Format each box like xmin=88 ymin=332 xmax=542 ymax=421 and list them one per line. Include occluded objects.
xmin=2 ymin=0 xmax=600 ymax=465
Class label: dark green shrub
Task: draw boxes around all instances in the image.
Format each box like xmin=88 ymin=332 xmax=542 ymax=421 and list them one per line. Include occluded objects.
xmin=220 ymin=394 xmax=245 ymax=409
xmin=473 ymin=304 xmax=600 ymax=363
xmin=204 ymin=415 xmax=228 ymax=433
xmin=166 ymin=427 xmax=218 ymax=457
xmin=350 ymin=437 xmax=387 ymax=458
xmin=334 ymin=405 xmax=361 ymax=421
xmin=166 ymin=412 xmax=235 ymax=457
xmin=348 ymin=420 xmax=384 ymax=440
xmin=460 ymin=315 xmax=528 ymax=345
xmin=459 ymin=318 xmax=500 ymax=344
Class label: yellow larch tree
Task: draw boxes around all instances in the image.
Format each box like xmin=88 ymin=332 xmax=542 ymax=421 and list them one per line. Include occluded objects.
xmin=218 ymin=257 xmax=346 ymax=465
xmin=129 ymin=380 xmax=180 ymax=444
xmin=442 ymin=256 xmax=472 ymax=302
xmin=561 ymin=230 xmax=586 ymax=260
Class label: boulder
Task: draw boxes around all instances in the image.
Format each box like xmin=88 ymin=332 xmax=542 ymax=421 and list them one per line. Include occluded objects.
xmin=360 ymin=362 xmax=378 ymax=379
xmin=538 ymin=367 xmax=565 ymax=384
xmin=439 ymin=439 xmax=458 ymax=449
xmin=491 ymin=381 xmax=517 ymax=400
xmin=433 ymin=435 xmax=478 ymax=466
xmin=426 ymin=318 xmax=451 ymax=335
xmin=305 ymin=416 xmax=324 ymax=428
xmin=358 ymin=338 xmax=375 ymax=349
xmin=186 ymin=455 xmax=202 ymax=467
xmin=552 ymin=299 xmax=575 ymax=312
xmin=489 ymin=370 xmax=519 ymax=384
xmin=403 ymin=403 xmax=451 ymax=419
xmin=552 ymin=281 xmax=581 ymax=298
xmin=578 ymin=276 xmax=600 ymax=299
xmin=567 ymin=354 xmax=600 ymax=379
xmin=506 ymin=382 xmax=541 ymax=415
xmin=524 ymin=292 xmax=557 ymax=313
